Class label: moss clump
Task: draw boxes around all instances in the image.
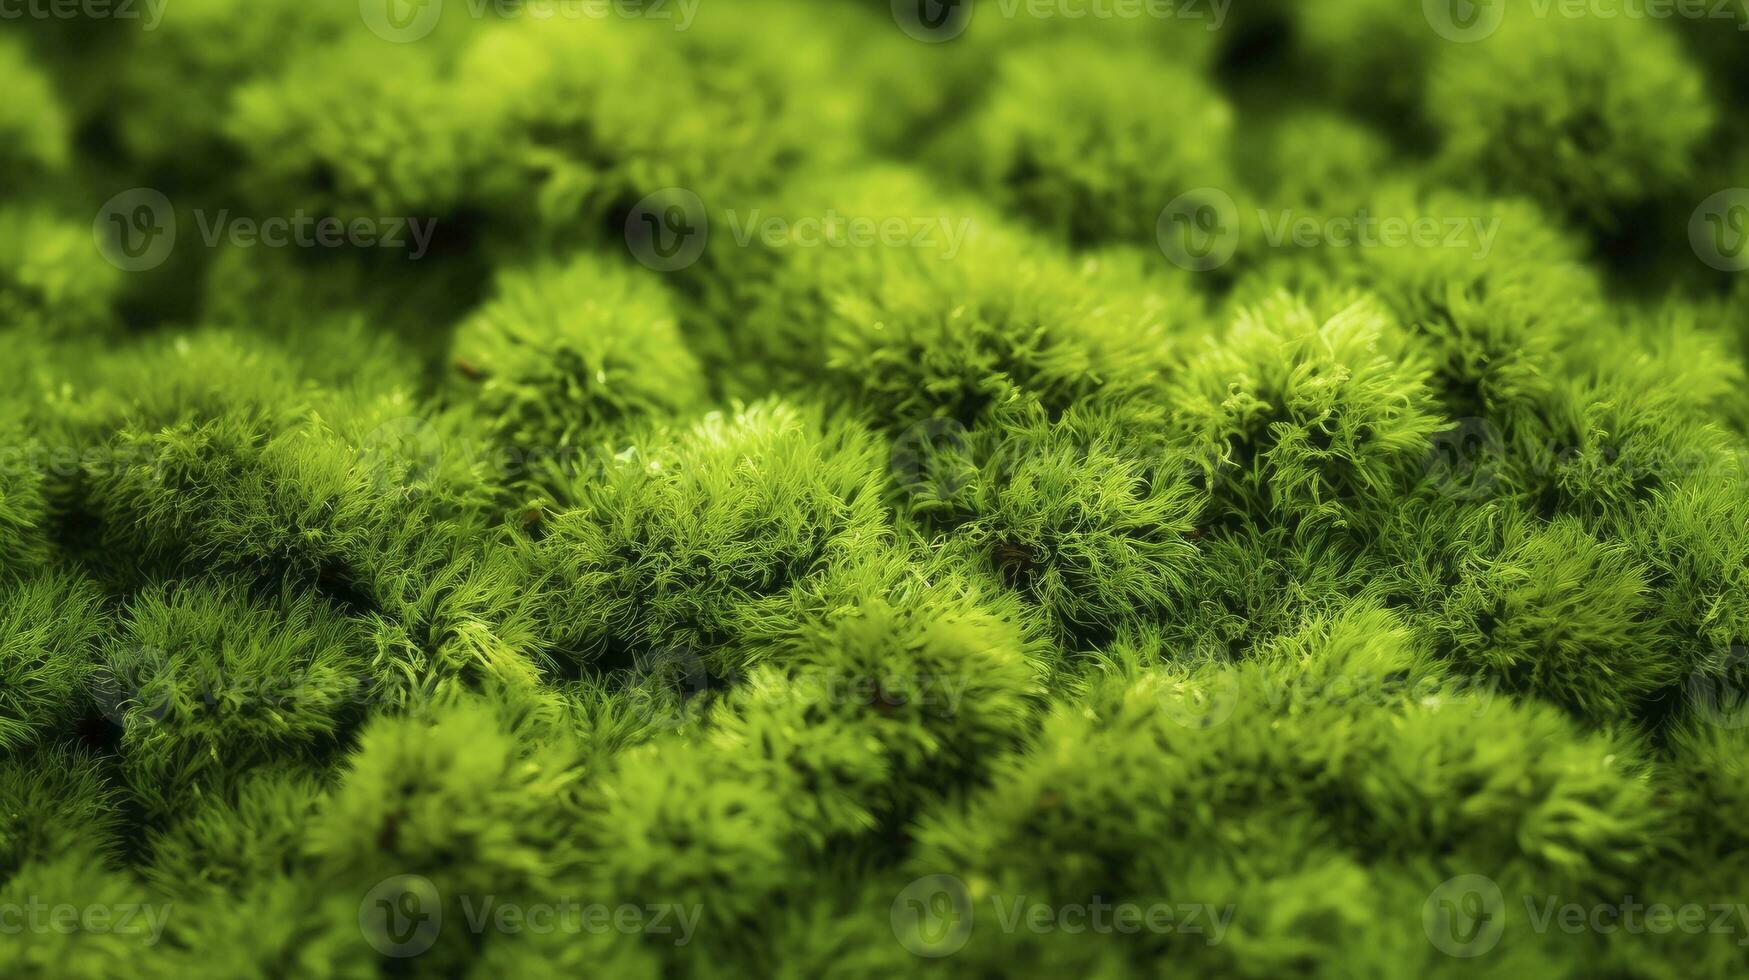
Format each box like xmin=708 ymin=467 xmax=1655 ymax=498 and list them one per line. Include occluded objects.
xmin=0 ymin=39 xmax=69 ymax=186
xmin=449 ymin=254 xmax=706 ymax=476
xmin=1427 ymin=10 xmax=1714 ymax=228
xmin=113 ymin=0 xmax=353 ymax=172
xmin=454 ymin=9 xmax=856 ymax=235
xmin=99 ymin=581 xmax=369 ymax=815
xmin=1171 ymin=294 xmax=1445 ymax=530
xmin=951 ymin=40 xmax=1234 ymax=246
xmin=694 ymin=167 xmax=1196 ymax=429
xmin=906 ymin=402 xmax=1206 ymax=643
xmin=525 ymin=400 xmax=889 ymax=677
xmin=0 ymin=208 xmax=124 ymax=336
xmin=0 ymin=573 xmax=108 ymax=752
xmin=227 ymin=38 xmax=482 ymax=220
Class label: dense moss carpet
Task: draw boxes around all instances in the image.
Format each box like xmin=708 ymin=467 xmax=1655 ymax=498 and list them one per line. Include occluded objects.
xmin=3 ymin=1 xmax=1749 ymax=976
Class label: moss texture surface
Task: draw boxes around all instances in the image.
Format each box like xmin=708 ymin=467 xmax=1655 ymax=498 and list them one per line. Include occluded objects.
xmin=4 ymin=1 xmax=1749 ymax=976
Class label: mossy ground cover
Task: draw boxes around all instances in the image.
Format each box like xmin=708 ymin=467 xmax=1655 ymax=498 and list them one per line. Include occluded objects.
xmin=3 ymin=1 xmax=1749 ymax=976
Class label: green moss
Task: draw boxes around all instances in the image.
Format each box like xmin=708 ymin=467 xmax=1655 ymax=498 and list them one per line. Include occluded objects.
xmin=100 ymin=581 xmax=368 ymax=815
xmin=0 ymin=572 xmax=109 ymax=752
xmin=227 ymin=38 xmax=482 ymax=219
xmin=114 ymin=0 xmax=354 ymax=172
xmin=0 ymin=208 xmax=123 ymax=337
xmin=449 ymin=253 xmax=706 ymax=473
xmin=951 ymin=39 xmax=1234 ymax=246
xmin=0 ymin=852 xmax=167 ymax=976
xmin=454 ymin=9 xmax=855 ymax=234
xmin=4 ymin=8 xmax=1749 ymax=976
xmin=0 ymin=39 xmax=70 ymax=186
xmin=0 ymin=749 xmax=123 ymax=879
xmin=909 ymin=402 xmax=1206 ymax=642
xmin=1171 ymin=293 xmax=1445 ymax=530
xmin=1427 ymin=10 xmax=1714 ymax=228
xmin=695 ymin=167 xmax=1195 ymax=428
xmin=525 ymin=399 xmax=890 ymax=676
